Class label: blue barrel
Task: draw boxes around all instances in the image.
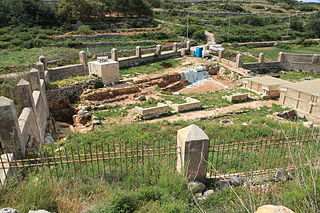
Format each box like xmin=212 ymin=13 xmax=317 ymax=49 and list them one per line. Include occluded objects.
xmin=195 ymin=47 xmax=203 ymax=57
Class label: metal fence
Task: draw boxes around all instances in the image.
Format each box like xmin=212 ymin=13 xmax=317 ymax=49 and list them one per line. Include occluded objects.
xmin=207 ymin=129 xmax=320 ymax=179
xmin=1 ymin=128 xmax=320 ymax=185
xmin=0 ymin=141 xmax=178 ymax=185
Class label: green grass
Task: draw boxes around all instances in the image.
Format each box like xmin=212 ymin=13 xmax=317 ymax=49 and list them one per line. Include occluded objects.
xmin=120 ymin=58 xmax=183 ymax=78
xmin=245 ymin=45 xmax=320 ymax=61
xmin=92 ymin=105 xmax=128 ymax=120
xmin=46 ymin=75 xmax=97 ymax=89
xmin=0 ymin=47 xmax=80 ymax=68
xmin=280 ymin=70 xmax=320 ymax=82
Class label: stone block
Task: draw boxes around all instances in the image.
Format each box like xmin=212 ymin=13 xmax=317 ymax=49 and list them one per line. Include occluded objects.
xmin=226 ymin=93 xmax=248 ymax=102
xmin=135 ymin=103 xmax=169 ymax=119
xmin=166 ymin=97 xmax=201 ymax=112
xmin=88 ymin=61 xmax=120 ymax=85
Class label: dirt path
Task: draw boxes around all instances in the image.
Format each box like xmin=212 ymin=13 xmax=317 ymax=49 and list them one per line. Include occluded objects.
xmin=145 ymin=100 xmax=278 ymax=123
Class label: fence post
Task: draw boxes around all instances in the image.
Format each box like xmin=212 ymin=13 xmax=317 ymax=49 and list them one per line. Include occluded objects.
xmin=0 ymin=96 xmax=24 ymax=158
xmin=177 ymin=124 xmax=209 ymax=182
xmin=136 ymin=46 xmax=142 ymax=58
xmin=236 ymin=53 xmax=243 ymax=68
xmin=79 ymin=51 xmax=88 ymax=74
xmin=155 ymin=44 xmax=162 ymax=56
xmin=173 ymin=42 xmax=178 ymax=52
xmin=39 ymin=55 xmax=48 ymax=71
xmin=204 ymin=44 xmax=209 ymax=51
xmin=111 ymin=48 xmax=118 ymax=61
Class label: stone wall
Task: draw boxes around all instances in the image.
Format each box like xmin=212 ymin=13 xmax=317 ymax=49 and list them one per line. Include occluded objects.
xmin=0 ymin=65 xmax=49 ymax=158
xmin=235 ymin=52 xmax=320 ymax=74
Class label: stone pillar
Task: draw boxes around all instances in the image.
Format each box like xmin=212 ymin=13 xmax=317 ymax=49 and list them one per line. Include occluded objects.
xmin=111 ymin=48 xmax=118 ymax=61
xmin=218 ymin=50 xmax=223 ymax=60
xmin=177 ymin=124 xmax=209 ymax=182
xmin=312 ymin=54 xmax=319 ymax=64
xmin=235 ymin=54 xmax=243 ymax=68
xmin=39 ymin=55 xmax=48 ymax=70
xmin=79 ymin=51 xmax=88 ymax=74
xmin=259 ymin=53 xmax=265 ymax=64
xmin=278 ymin=52 xmax=285 ymax=64
xmin=155 ymin=45 xmax=162 ymax=56
xmin=34 ymin=62 xmax=45 ymax=79
xmin=173 ymin=43 xmax=178 ymax=52
xmin=29 ymin=69 xmax=41 ymax=91
xmin=136 ymin=46 xmax=142 ymax=58
xmin=186 ymin=41 xmax=191 ymax=51
xmin=204 ymin=44 xmax=209 ymax=51
xmin=0 ymin=96 xmax=24 ymax=158
xmin=0 ymin=153 xmax=17 ymax=186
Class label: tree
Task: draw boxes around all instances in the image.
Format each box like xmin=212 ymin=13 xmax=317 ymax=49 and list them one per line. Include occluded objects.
xmin=0 ymin=0 xmax=57 ymax=27
xmin=58 ymin=0 xmax=92 ymax=23
xmin=290 ymin=18 xmax=304 ymax=32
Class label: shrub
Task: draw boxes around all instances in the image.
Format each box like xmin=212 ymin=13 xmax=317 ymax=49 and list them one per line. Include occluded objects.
xmin=274 ymin=43 xmax=291 ymax=49
xmin=302 ymin=40 xmax=319 ymax=47
xmin=192 ymin=30 xmax=206 ymax=42
xmin=251 ymin=5 xmax=265 ymax=9
xmin=76 ymin=25 xmax=94 ymax=34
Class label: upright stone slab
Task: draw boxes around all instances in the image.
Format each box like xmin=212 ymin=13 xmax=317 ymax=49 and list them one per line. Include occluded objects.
xmin=155 ymin=44 xmax=162 ymax=56
xmin=111 ymin=48 xmax=118 ymax=61
xmin=173 ymin=43 xmax=178 ymax=52
xmin=79 ymin=51 xmax=88 ymax=74
xmin=259 ymin=53 xmax=265 ymax=64
xmin=278 ymin=52 xmax=285 ymax=64
xmin=39 ymin=55 xmax=48 ymax=71
xmin=0 ymin=96 xmax=24 ymax=157
xmin=186 ymin=41 xmax=191 ymax=51
xmin=177 ymin=124 xmax=209 ymax=182
xmin=204 ymin=44 xmax=209 ymax=51
xmin=235 ymin=54 xmax=243 ymax=68
xmin=34 ymin=62 xmax=45 ymax=79
xmin=0 ymin=153 xmax=17 ymax=186
xmin=312 ymin=54 xmax=319 ymax=64
xmin=29 ymin=69 xmax=41 ymax=91
xmin=218 ymin=50 xmax=223 ymax=60
xmin=136 ymin=46 xmax=142 ymax=58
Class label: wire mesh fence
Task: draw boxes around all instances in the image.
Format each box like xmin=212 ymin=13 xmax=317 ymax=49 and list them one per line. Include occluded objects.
xmin=207 ymin=128 xmax=320 ymax=178
xmin=0 ymin=140 xmax=178 ymax=185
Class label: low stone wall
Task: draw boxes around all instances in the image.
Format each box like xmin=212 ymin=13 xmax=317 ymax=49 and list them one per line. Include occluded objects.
xmin=236 ymin=52 xmax=320 ymax=74
xmin=48 ymin=64 xmax=86 ymax=81
xmin=166 ymin=97 xmax=201 ymax=112
xmin=280 ymin=52 xmax=320 ymax=73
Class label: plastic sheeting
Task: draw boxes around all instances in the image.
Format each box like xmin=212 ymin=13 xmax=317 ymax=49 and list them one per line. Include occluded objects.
xmin=180 ymin=66 xmax=209 ymax=84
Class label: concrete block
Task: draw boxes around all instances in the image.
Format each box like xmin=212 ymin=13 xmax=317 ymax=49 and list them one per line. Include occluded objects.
xmin=88 ymin=60 xmax=120 ymax=85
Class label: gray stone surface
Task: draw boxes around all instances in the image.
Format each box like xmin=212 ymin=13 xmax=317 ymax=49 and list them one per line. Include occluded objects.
xmin=188 ymin=181 xmax=206 ymax=194
xmin=28 ymin=210 xmax=51 ymax=213
xmin=0 ymin=208 xmax=20 ymax=213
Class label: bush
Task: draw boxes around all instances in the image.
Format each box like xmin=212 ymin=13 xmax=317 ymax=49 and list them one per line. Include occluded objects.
xmin=76 ymin=25 xmax=94 ymax=34
xmin=251 ymin=5 xmax=265 ymax=9
xmin=274 ymin=43 xmax=291 ymax=49
xmin=192 ymin=30 xmax=206 ymax=42
xmin=302 ymin=40 xmax=319 ymax=47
